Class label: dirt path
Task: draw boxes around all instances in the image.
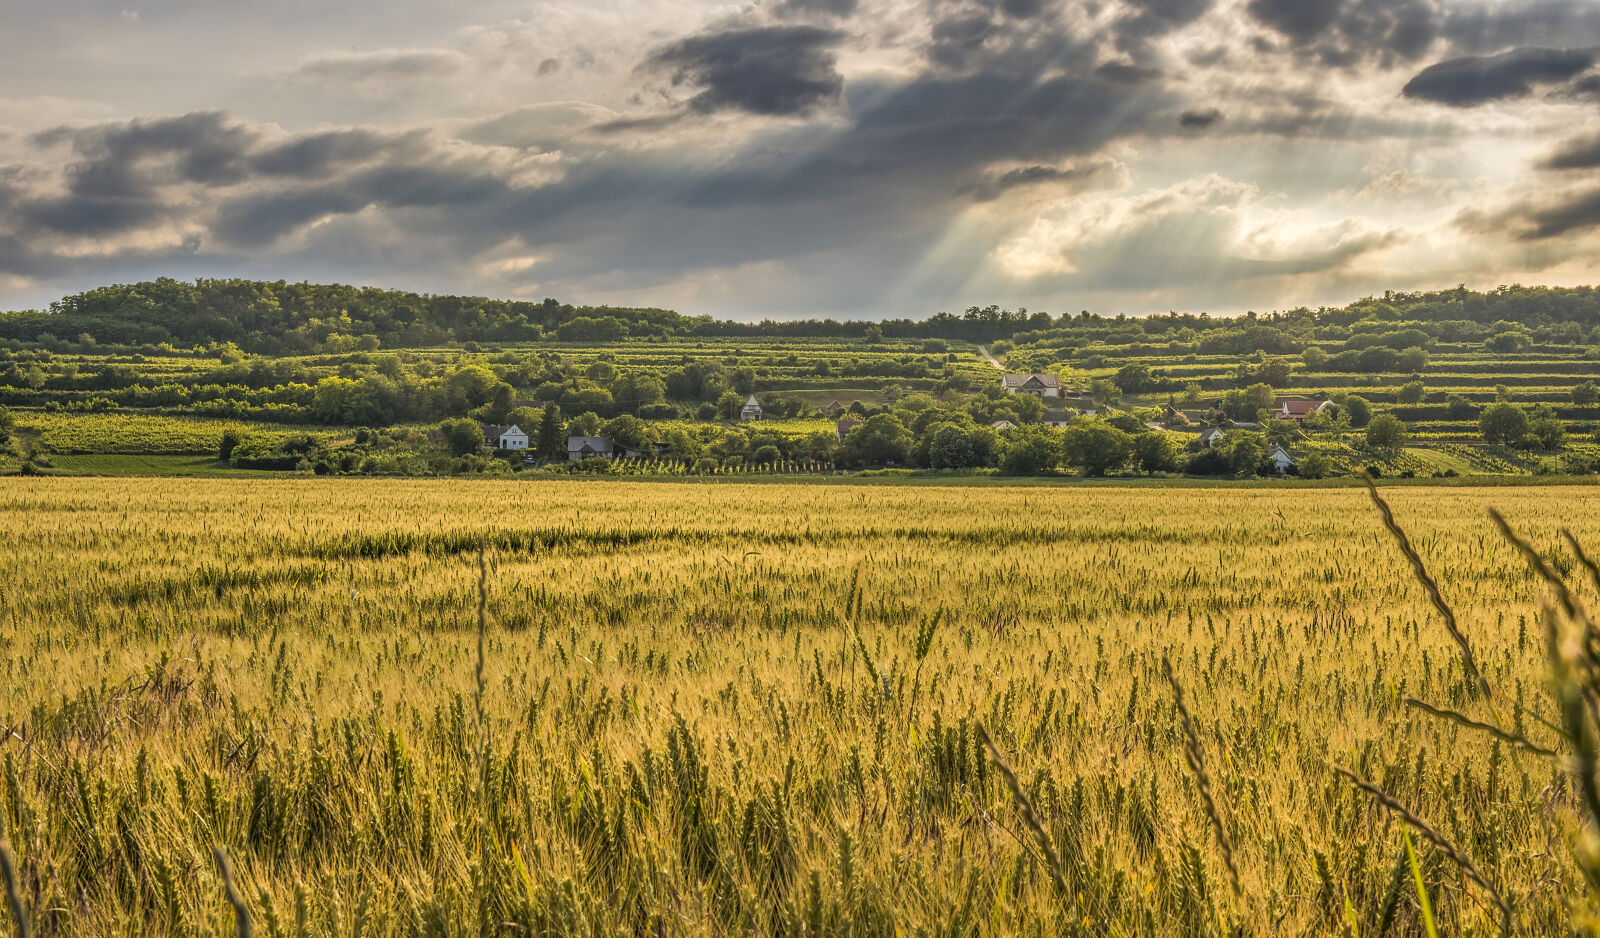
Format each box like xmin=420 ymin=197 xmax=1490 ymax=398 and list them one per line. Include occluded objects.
xmin=976 ymin=345 xmax=1004 ymax=370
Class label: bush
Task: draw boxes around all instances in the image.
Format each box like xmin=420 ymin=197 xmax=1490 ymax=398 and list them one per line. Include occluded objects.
xmin=637 ymin=403 xmax=679 ymax=420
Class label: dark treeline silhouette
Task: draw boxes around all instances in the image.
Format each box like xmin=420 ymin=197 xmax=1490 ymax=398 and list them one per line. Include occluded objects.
xmin=2 ymin=278 xmax=1598 ymax=353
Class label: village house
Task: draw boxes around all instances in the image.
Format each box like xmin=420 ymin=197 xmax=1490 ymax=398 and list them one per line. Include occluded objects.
xmin=1268 ymin=444 xmax=1294 ymax=474
xmin=1002 ymin=373 xmax=1061 ymax=398
xmin=1073 ymin=398 xmax=1099 ymax=417
xmin=482 ymin=424 xmax=529 ymax=450
xmin=740 ymin=395 xmax=763 ymax=420
xmin=566 ymin=436 xmax=614 ymax=460
xmin=835 ymin=417 xmax=858 ymax=441
xmin=1278 ymin=399 xmax=1332 ymax=421
xmin=991 ymin=419 xmax=1015 ymax=431
xmin=1198 ymin=427 xmax=1225 ymax=448
xmin=1042 ymin=410 xmax=1071 ymax=427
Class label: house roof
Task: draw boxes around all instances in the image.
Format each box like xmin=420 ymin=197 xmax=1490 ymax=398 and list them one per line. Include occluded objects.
xmin=744 ymin=395 xmax=760 ymax=405
xmin=1279 ymin=399 xmax=1329 ymax=417
xmin=567 ymin=436 xmax=613 ymax=453
xmin=1268 ymin=444 xmax=1293 ymax=460
xmin=1199 ymin=428 xmax=1224 ymax=441
xmin=991 ymin=420 xmax=1015 ymax=429
xmin=1002 ymin=373 xmax=1060 ymax=388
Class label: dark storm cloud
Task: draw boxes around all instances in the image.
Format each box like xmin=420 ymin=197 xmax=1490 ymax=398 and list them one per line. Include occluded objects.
xmin=1569 ymin=73 xmax=1600 ymax=100
xmin=1246 ymin=0 xmax=1343 ymax=44
xmin=1442 ymin=0 xmax=1600 ymax=54
xmin=1112 ymin=0 xmax=1214 ymax=59
xmin=248 ymin=129 xmax=420 ymax=178
xmin=1401 ymin=46 xmax=1596 ymax=105
xmin=962 ymin=162 xmax=1105 ymax=200
xmin=33 ymin=111 xmax=260 ymax=195
xmin=644 ymin=25 xmax=846 ymax=116
xmin=1521 ymin=186 xmax=1600 ymax=238
xmin=1542 ymin=133 xmax=1600 ymax=169
xmin=1177 ymin=107 xmax=1223 ymax=128
xmin=1247 ymin=0 xmax=1438 ymax=65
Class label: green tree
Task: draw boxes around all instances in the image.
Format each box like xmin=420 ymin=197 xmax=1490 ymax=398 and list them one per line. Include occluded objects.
xmin=1528 ymin=405 xmax=1565 ymax=450
xmin=1396 ymin=346 xmax=1429 ymax=372
xmin=1343 ymin=394 xmax=1372 ymax=428
xmin=1301 ymin=346 xmax=1329 ymax=370
xmin=1220 ymin=383 xmax=1275 ymax=422
xmin=1445 ymin=394 xmax=1475 ymax=420
xmin=1396 ymin=380 xmax=1425 ymax=404
xmin=1573 ymin=381 xmax=1599 ymax=406
xmin=440 ymin=418 xmax=484 ymax=457
xmin=536 ymin=405 xmax=564 ymax=459
xmin=1062 ymin=420 xmax=1133 ymax=477
xmin=1479 ymin=401 xmax=1528 ymax=444
xmin=1089 ymin=378 xmax=1122 ymax=405
xmin=0 ymin=406 xmax=12 ymax=445
xmin=1365 ymin=413 xmax=1406 ymax=449
xmin=1133 ymin=432 xmax=1179 ymax=473
xmin=600 ymin=415 xmax=651 ymax=451
xmin=1001 ymin=426 xmax=1064 ymax=475
xmin=841 ymin=414 xmax=913 ymax=468
xmin=218 ymin=428 xmax=241 ymax=460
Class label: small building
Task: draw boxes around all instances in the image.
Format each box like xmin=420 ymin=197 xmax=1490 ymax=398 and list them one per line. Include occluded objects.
xmin=1002 ymin=373 xmax=1061 ymax=398
xmin=740 ymin=395 xmax=763 ymax=420
xmin=567 ymin=436 xmax=614 ymax=460
xmin=1042 ymin=411 xmax=1071 ymax=427
xmin=1268 ymin=444 xmax=1294 ymax=474
xmin=823 ymin=400 xmax=846 ymax=415
xmin=991 ymin=420 xmax=1015 ymax=431
xmin=1198 ymin=427 xmax=1225 ymax=448
xmin=1278 ymin=399 xmax=1331 ymax=421
xmin=835 ymin=418 xmax=859 ymax=441
xmin=1073 ymin=398 xmax=1099 ymax=417
xmin=483 ymin=424 xmax=529 ymax=450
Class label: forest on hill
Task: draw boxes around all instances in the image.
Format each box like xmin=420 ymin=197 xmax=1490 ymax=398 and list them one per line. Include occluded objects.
xmin=1 ymin=278 xmax=1597 ymax=354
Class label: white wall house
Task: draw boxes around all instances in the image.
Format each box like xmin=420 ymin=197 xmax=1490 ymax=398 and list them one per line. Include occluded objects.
xmin=483 ymin=424 xmax=529 ymax=449
xmin=1198 ymin=428 xmax=1225 ymax=448
xmin=1269 ymin=444 xmax=1294 ymax=473
xmin=1002 ymin=374 xmax=1061 ymax=397
xmin=740 ymin=395 xmax=763 ymax=420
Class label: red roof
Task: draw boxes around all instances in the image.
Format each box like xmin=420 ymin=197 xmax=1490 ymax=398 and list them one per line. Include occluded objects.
xmin=1280 ymin=400 xmax=1328 ymax=418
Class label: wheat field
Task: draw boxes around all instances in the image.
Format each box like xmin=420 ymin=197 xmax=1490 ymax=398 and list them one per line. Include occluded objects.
xmin=1 ymin=477 xmax=1597 ymax=936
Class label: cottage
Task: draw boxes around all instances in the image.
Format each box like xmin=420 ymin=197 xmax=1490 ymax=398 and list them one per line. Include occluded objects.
xmin=991 ymin=420 xmax=1015 ymax=431
xmin=823 ymin=400 xmax=846 ymax=415
xmin=1278 ymin=399 xmax=1331 ymax=421
xmin=1002 ymin=373 xmax=1061 ymax=398
xmin=740 ymin=395 xmax=763 ymax=420
xmin=1268 ymin=444 xmax=1294 ymax=474
xmin=482 ymin=424 xmax=529 ymax=450
xmin=835 ymin=418 xmax=859 ymax=441
xmin=1042 ymin=411 xmax=1071 ymax=428
xmin=1073 ymin=398 xmax=1099 ymax=417
xmin=1198 ymin=427 xmax=1225 ymax=448
xmin=566 ymin=436 xmax=614 ymax=460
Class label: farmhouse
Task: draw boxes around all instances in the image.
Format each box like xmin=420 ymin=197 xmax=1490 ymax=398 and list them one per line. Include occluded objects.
xmin=1198 ymin=427 xmax=1225 ymax=447
xmin=740 ymin=395 xmax=763 ymax=420
xmin=991 ymin=420 xmax=1015 ymax=430
xmin=1042 ymin=410 xmax=1071 ymax=427
xmin=566 ymin=436 xmax=614 ymax=460
xmin=1268 ymin=444 xmax=1294 ymax=473
xmin=1278 ymin=399 xmax=1331 ymax=421
xmin=1002 ymin=373 xmax=1061 ymax=398
xmin=482 ymin=424 xmax=528 ymax=450
xmin=835 ymin=418 xmax=858 ymax=441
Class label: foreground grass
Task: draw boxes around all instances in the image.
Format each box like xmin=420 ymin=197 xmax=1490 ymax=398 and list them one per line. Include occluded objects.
xmin=0 ymin=479 xmax=1596 ymax=934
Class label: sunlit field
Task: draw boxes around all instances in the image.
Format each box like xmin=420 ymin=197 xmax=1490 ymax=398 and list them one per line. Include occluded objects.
xmin=3 ymin=478 xmax=1598 ymax=935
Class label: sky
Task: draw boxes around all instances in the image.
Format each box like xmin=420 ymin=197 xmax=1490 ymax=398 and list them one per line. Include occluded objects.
xmin=1 ymin=0 xmax=1599 ymax=320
